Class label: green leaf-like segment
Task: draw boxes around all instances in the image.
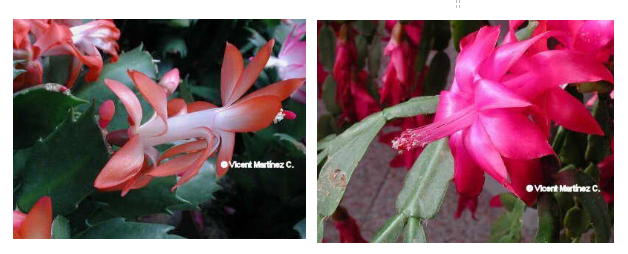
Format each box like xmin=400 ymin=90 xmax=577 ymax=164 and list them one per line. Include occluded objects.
xmin=317 ymin=96 xmax=441 ymax=242
xmin=16 ymin=102 xmax=109 ymax=215
xmin=74 ymin=218 xmax=185 ymax=239
xmin=553 ymin=169 xmax=611 ymax=242
xmin=14 ymin=84 xmax=88 ymax=149
xmin=51 ymin=215 xmax=71 ymax=239
xmin=490 ymin=198 xmax=526 ymax=242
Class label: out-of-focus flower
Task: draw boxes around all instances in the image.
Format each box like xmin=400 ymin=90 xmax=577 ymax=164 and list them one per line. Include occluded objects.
xmin=13 ymin=196 xmax=52 ymax=239
xmin=266 ymin=23 xmax=306 ymax=103
xmin=13 ymin=19 xmax=120 ymax=91
xmin=392 ymin=24 xmax=613 ymax=218
xmin=333 ymin=23 xmax=380 ymax=125
xmin=380 ymin=21 xmax=423 ymax=107
xmin=332 ymin=207 xmax=367 ymax=243
xmin=94 ymin=40 xmax=305 ymax=195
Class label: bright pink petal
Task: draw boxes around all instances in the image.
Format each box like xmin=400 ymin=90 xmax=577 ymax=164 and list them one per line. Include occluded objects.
xmin=455 ymin=26 xmax=500 ymax=90
xmin=463 ymin=121 xmax=509 ymax=187
xmin=451 ymin=131 xmax=485 ymax=200
xmin=13 ymin=211 xmax=27 ymax=232
xmin=479 ymin=108 xmax=554 ymax=160
xmin=128 ymin=70 xmax=168 ymax=131
xmin=545 ymin=87 xmax=604 ymax=135
xmin=474 ymin=79 xmax=531 ymax=110
xmin=503 ymin=158 xmax=544 ymax=205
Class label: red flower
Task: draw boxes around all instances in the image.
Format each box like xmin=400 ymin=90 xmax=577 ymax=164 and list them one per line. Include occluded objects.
xmin=13 ymin=197 xmax=52 ymax=239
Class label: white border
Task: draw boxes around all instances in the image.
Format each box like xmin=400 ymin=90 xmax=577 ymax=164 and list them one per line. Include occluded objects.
xmin=2 ymin=0 xmax=624 ymax=251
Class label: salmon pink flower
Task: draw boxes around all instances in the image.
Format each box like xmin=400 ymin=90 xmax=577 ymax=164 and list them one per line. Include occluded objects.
xmin=94 ymin=39 xmax=304 ymax=195
xmin=13 ymin=19 xmax=120 ymax=91
xmin=13 ymin=196 xmax=52 ymax=239
xmin=392 ymin=24 xmax=613 ymax=218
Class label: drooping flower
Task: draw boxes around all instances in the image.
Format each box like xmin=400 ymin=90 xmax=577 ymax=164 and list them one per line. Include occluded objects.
xmin=13 ymin=19 xmax=120 ymax=91
xmin=266 ymin=23 xmax=306 ymax=103
xmin=380 ymin=21 xmax=423 ymax=107
xmin=331 ymin=207 xmax=367 ymax=243
xmin=333 ymin=23 xmax=380 ymax=125
xmin=13 ymin=196 xmax=52 ymax=239
xmin=392 ymin=24 xmax=613 ymax=218
xmin=598 ymin=139 xmax=614 ymax=204
xmin=94 ymin=39 xmax=304 ymax=195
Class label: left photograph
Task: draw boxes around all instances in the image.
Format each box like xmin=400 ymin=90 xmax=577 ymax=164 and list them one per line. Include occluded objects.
xmin=13 ymin=19 xmax=306 ymax=239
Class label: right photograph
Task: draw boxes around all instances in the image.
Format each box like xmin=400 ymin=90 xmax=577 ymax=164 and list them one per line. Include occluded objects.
xmin=317 ymin=20 xmax=614 ymax=243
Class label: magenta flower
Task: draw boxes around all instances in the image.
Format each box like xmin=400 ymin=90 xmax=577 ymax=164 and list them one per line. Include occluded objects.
xmin=392 ymin=24 xmax=613 ymax=218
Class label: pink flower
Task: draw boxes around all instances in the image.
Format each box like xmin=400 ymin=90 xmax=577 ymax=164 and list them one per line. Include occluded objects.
xmin=94 ymin=40 xmax=304 ymax=195
xmin=333 ymin=24 xmax=380 ymax=125
xmin=13 ymin=196 xmax=52 ymax=239
xmin=598 ymin=139 xmax=614 ymax=204
xmin=392 ymin=24 xmax=613 ymax=218
xmin=266 ymin=23 xmax=306 ymax=103
xmin=380 ymin=21 xmax=423 ymax=107
xmin=13 ymin=19 xmax=120 ymax=91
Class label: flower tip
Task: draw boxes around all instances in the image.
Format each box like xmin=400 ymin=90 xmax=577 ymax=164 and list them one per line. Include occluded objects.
xmin=99 ymin=100 xmax=116 ymax=128
xmin=284 ymin=110 xmax=297 ymax=120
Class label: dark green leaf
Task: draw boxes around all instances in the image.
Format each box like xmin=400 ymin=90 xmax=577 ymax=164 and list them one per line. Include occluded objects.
xmin=451 ymin=20 xmax=485 ymax=52
xmin=431 ymin=20 xmax=451 ymax=51
xmin=318 ymin=24 xmax=337 ymax=71
xmin=14 ymin=84 xmax=88 ymax=149
xmin=564 ymin=206 xmax=591 ymax=239
xmin=17 ymin=103 xmax=109 ymax=215
xmin=51 ymin=215 xmax=71 ymax=239
xmin=396 ymin=138 xmax=453 ymax=218
xmin=159 ymin=37 xmax=187 ymax=58
xmin=322 ymin=75 xmax=342 ymax=115
xmin=423 ymin=51 xmax=450 ymax=96
xmin=356 ymin=35 xmax=368 ymax=70
xmin=372 ymin=213 xmax=408 ymax=243
xmin=170 ymin=160 xmax=221 ymax=210
xmin=317 ymin=214 xmax=325 ymax=243
xmin=75 ymin=218 xmax=184 ymax=239
xmin=553 ymin=169 xmax=611 ymax=242
xmin=498 ymin=192 xmax=519 ymax=212
xmin=415 ymin=22 xmax=434 ymax=72
xmin=585 ymin=92 xmax=612 ymax=162
xmin=535 ymin=193 xmax=561 ymax=243
xmin=92 ymin=176 xmax=191 ymax=219
xmin=43 ymin=55 xmax=73 ymax=84
xmin=274 ymin=133 xmax=306 ymax=158
xmin=355 ymin=20 xmax=375 ymax=36
xmin=73 ymin=45 xmax=157 ymax=131
xmin=368 ymin=32 xmax=382 ymax=77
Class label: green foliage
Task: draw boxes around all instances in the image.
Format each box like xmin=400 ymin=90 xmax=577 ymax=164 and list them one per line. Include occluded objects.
xmin=404 ymin=217 xmax=427 ymax=243
xmin=74 ymin=218 xmax=184 ymax=239
xmin=515 ymin=21 xmax=539 ymax=41
xmin=535 ymin=193 xmax=561 ymax=243
xmin=16 ymin=103 xmax=109 ymax=215
xmin=396 ymin=138 xmax=453 ymax=218
xmin=51 ymin=216 xmax=71 ymax=239
xmin=553 ymin=169 xmax=611 ymax=242
xmin=318 ymin=23 xmax=336 ymax=71
xmin=322 ymin=75 xmax=342 ymax=115
xmin=372 ymin=213 xmax=408 ymax=243
xmin=14 ymin=84 xmax=88 ymax=149
xmin=490 ymin=198 xmax=526 ymax=243
xmin=451 ymin=20 xmax=487 ymax=51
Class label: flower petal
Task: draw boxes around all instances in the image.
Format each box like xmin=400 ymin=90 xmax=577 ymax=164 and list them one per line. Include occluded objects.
xmin=13 ymin=211 xmax=26 ymax=232
xmin=545 ymin=87 xmax=604 ymax=135
xmin=463 ymin=121 xmax=509 ymax=187
xmin=221 ymin=42 xmax=244 ymax=106
xmin=187 ymin=101 xmax=218 ymax=113
xmin=159 ymin=68 xmax=180 ymax=96
xmin=104 ymin=78 xmax=142 ymax=127
xmin=94 ymin=135 xmax=145 ymax=189
xmin=224 ymin=39 xmax=274 ymax=106
xmin=167 ymin=98 xmax=188 ymax=117
xmin=149 ymin=152 xmax=202 ymax=177
xmin=451 ymin=131 xmax=485 ymax=199
xmin=214 ymin=95 xmax=281 ymax=133
xmin=455 ymin=26 xmax=500 ymax=90
xmin=474 ymin=79 xmax=531 ymax=110
xmin=237 ymin=78 xmax=305 ymax=104
xmin=19 ymin=196 xmax=52 ymax=239
xmin=216 ymin=132 xmax=235 ymax=177
xmin=159 ymin=140 xmax=207 ymax=163
xmin=479 ymin=31 xmax=551 ymax=80
xmin=503 ymin=158 xmax=544 ymax=205
xmin=479 ymin=108 xmax=554 ymax=160
xmin=128 ymin=70 xmax=168 ymax=130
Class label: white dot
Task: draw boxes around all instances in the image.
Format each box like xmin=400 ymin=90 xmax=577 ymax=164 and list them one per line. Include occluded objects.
xmin=220 ymin=161 xmax=228 ymax=168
